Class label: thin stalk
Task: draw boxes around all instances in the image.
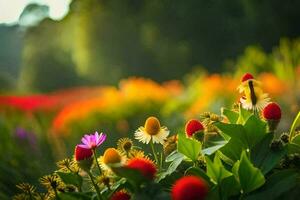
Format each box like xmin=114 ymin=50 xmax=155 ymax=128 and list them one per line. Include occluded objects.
xmin=160 ymin=152 xmax=163 ymax=169
xmin=53 ymin=187 xmax=59 ymax=200
xmin=92 ymin=149 xmax=102 ymax=175
xmin=28 ymin=190 xmax=33 ymax=200
xmin=150 ymin=139 xmax=159 ymax=166
xmin=87 ymin=171 xmax=103 ymax=200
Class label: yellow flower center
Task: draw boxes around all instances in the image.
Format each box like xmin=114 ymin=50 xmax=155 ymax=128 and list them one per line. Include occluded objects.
xmin=103 ymin=148 xmax=121 ymax=164
xmin=123 ymin=141 xmax=132 ymax=151
xmin=145 ymin=116 xmax=161 ymax=136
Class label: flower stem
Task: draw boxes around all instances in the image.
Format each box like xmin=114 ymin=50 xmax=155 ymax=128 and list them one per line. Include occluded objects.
xmin=53 ymin=187 xmax=59 ymax=200
xmin=150 ymin=139 xmax=159 ymax=166
xmin=92 ymin=149 xmax=102 ymax=175
xmin=87 ymin=171 xmax=103 ymax=200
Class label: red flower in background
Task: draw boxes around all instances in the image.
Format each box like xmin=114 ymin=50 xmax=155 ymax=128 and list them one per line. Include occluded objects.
xmin=262 ymin=102 xmax=282 ymax=120
xmin=126 ymin=158 xmax=157 ymax=180
xmin=110 ymin=190 xmax=131 ymax=200
xmin=172 ymin=176 xmax=208 ymax=200
xmin=0 ymin=95 xmax=58 ymax=112
xmin=241 ymin=73 xmax=254 ymax=82
xmin=185 ymin=119 xmax=204 ymax=138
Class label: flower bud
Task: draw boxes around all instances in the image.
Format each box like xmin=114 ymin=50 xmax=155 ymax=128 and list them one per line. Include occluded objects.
xmin=74 ymin=145 xmax=93 ymax=171
xmin=185 ymin=119 xmax=204 ymax=139
xmin=126 ymin=158 xmax=157 ymax=180
xmin=241 ymin=73 xmax=254 ymax=82
xmin=262 ymin=102 xmax=282 ymax=132
xmin=280 ymin=133 xmax=289 ymax=143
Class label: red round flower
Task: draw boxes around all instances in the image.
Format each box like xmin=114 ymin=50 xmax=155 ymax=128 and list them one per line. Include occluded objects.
xmin=126 ymin=158 xmax=157 ymax=180
xmin=172 ymin=176 xmax=208 ymax=200
xmin=110 ymin=190 xmax=131 ymax=200
xmin=262 ymin=102 xmax=281 ymax=120
xmin=185 ymin=119 xmax=204 ymax=137
xmin=75 ymin=145 xmax=93 ymax=161
xmin=241 ymin=73 xmax=254 ymax=82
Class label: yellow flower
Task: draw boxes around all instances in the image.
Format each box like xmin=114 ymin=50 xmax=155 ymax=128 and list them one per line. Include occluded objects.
xmin=135 ymin=116 xmax=169 ymax=144
xmin=238 ymin=78 xmax=270 ymax=111
xmin=99 ymin=148 xmax=126 ymax=170
xmin=128 ymin=149 xmax=149 ymax=159
xmin=117 ymin=138 xmax=133 ymax=153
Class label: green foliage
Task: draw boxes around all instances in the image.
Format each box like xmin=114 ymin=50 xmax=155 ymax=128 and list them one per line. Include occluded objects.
xmin=215 ymin=114 xmax=267 ymax=162
xmin=222 ymin=108 xmax=239 ymax=124
xmin=251 ymin=134 xmax=287 ymax=174
xmin=177 ymin=132 xmax=201 ymax=161
xmin=232 ymin=151 xmax=265 ymax=194
xmin=56 ymin=172 xmax=83 ymax=189
xmin=290 ymin=111 xmax=300 ymax=139
xmin=245 ymin=169 xmax=300 ymax=200
xmin=206 ymin=153 xmax=232 ymax=184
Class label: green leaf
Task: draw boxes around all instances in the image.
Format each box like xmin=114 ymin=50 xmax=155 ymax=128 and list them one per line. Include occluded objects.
xmin=251 ymin=134 xmax=287 ymax=174
xmin=202 ymin=140 xmax=228 ymax=155
xmin=245 ymin=169 xmax=300 ymax=200
xmin=234 ymin=151 xmax=265 ymax=194
xmin=158 ymin=151 xmax=184 ymax=182
xmin=165 ymin=150 xmax=184 ymax=162
xmin=177 ymin=132 xmax=201 ymax=161
xmin=222 ymin=108 xmax=239 ymax=123
xmin=206 ymin=154 xmax=232 ymax=184
xmin=219 ymin=175 xmax=241 ymax=198
xmin=243 ymin=115 xmax=267 ymax=148
xmin=288 ymin=134 xmax=300 ymax=154
xmin=215 ymin=116 xmax=267 ymax=162
xmin=56 ymin=172 xmax=83 ymax=188
xmin=215 ymin=122 xmax=247 ymax=161
xmin=237 ymin=105 xmax=252 ymax=124
xmin=206 ymin=175 xmax=240 ymax=200
xmin=290 ymin=111 xmax=300 ymax=139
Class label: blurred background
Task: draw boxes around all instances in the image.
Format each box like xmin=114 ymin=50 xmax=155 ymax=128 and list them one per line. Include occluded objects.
xmin=0 ymin=0 xmax=300 ymax=198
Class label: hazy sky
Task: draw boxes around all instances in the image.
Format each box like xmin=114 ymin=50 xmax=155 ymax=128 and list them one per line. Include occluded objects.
xmin=0 ymin=0 xmax=71 ymax=24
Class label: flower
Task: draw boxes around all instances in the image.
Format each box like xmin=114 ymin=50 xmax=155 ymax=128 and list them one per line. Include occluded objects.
xmin=128 ymin=149 xmax=148 ymax=159
xmin=185 ymin=119 xmax=204 ymax=138
xmin=241 ymin=73 xmax=254 ymax=82
xmin=110 ymin=190 xmax=131 ymax=200
xmin=74 ymin=145 xmax=93 ymax=161
xmin=126 ymin=158 xmax=157 ymax=180
xmin=117 ymin=138 xmax=133 ymax=153
xmin=57 ymin=158 xmax=78 ymax=173
xmin=262 ymin=102 xmax=282 ymax=131
xmin=100 ymin=148 xmax=126 ymax=171
xmin=74 ymin=145 xmax=93 ymax=171
xmin=78 ymin=132 xmax=106 ymax=149
xmin=102 ymin=148 xmax=122 ymax=165
xmin=135 ymin=116 xmax=169 ymax=144
xmin=171 ymin=176 xmax=208 ymax=200
xmin=262 ymin=102 xmax=282 ymax=120
xmin=163 ymin=135 xmax=178 ymax=156
xmin=39 ymin=174 xmax=63 ymax=191
xmin=238 ymin=73 xmax=270 ymax=111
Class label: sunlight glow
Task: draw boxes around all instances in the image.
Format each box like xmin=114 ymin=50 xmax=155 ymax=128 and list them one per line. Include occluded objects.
xmin=0 ymin=0 xmax=70 ymax=24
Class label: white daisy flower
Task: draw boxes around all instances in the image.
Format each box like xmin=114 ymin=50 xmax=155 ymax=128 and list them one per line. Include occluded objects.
xmin=135 ymin=116 xmax=169 ymax=144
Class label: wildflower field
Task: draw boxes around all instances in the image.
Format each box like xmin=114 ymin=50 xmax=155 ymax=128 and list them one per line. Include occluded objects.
xmin=1 ymin=68 xmax=300 ymax=200
xmin=1 ymin=1 xmax=300 ymax=199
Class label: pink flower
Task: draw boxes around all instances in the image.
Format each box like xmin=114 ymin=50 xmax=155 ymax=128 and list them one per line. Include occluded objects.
xmin=78 ymin=132 xmax=106 ymax=149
